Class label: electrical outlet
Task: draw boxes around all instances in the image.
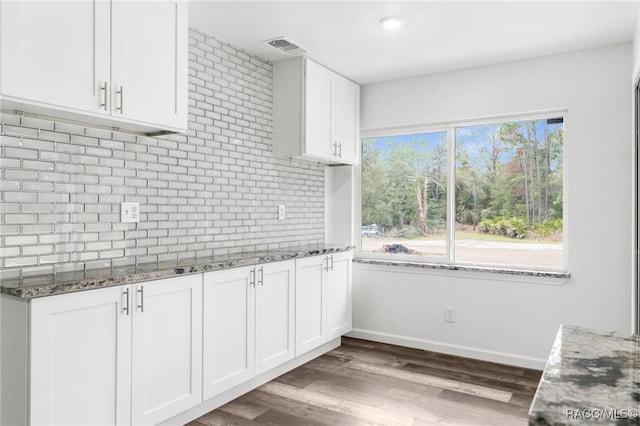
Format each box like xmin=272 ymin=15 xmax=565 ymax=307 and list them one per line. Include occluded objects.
xmin=121 ymin=202 xmax=140 ymax=223
xmin=278 ymin=204 xmax=285 ymax=220
xmin=444 ymin=306 xmax=456 ymax=323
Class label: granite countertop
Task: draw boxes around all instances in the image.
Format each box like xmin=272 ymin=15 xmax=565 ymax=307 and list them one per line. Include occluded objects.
xmin=354 ymin=258 xmax=570 ymax=280
xmin=529 ymin=325 xmax=640 ymax=425
xmin=0 ymin=245 xmax=353 ymax=299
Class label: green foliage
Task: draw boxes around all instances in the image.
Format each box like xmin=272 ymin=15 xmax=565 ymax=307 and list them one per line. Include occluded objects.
xmin=478 ymin=217 xmax=529 ymax=239
xmin=361 ymin=135 xmax=447 ymax=235
xmin=362 ymin=119 xmax=563 ymax=240
xmin=361 ymin=141 xmax=393 ymax=228
xmin=530 ymin=218 xmax=563 ymax=237
xmin=477 ymin=216 xmax=563 ymax=239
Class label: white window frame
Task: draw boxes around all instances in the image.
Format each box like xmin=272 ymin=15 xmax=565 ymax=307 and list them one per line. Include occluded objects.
xmin=356 ymin=110 xmax=568 ymax=273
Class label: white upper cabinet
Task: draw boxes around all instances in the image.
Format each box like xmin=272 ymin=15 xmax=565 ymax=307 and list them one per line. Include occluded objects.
xmin=0 ymin=1 xmax=111 ymax=115
xmin=0 ymin=0 xmax=188 ymax=134
xmin=111 ymin=1 xmax=188 ymax=131
xmin=333 ymin=75 xmax=360 ymax=165
xmin=274 ymin=57 xmax=360 ymax=165
xmin=304 ymin=60 xmax=334 ymax=160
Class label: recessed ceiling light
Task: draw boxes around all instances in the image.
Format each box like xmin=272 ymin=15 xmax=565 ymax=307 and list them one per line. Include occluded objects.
xmin=379 ymin=16 xmax=404 ymax=31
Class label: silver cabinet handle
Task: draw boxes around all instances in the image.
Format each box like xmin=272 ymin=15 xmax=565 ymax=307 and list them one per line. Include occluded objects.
xmin=122 ymin=288 xmax=130 ymax=316
xmin=332 ymin=142 xmax=338 ymax=157
xmin=137 ymin=286 xmax=144 ymax=312
xmin=330 ymin=255 xmax=334 ymax=271
xmin=324 ymin=256 xmax=330 ymax=271
xmin=338 ymin=143 xmax=342 ymax=158
xmin=250 ymin=268 xmax=256 ymax=287
xmin=258 ymin=267 xmax=264 ymax=286
xmin=100 ymin=82 xmax=108 ymax=111
xmin=116 ymin=86 xmax=124 ymax=114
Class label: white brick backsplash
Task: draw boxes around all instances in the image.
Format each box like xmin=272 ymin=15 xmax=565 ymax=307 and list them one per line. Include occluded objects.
xmin=0 ymin=27 xmax=325 ymax=275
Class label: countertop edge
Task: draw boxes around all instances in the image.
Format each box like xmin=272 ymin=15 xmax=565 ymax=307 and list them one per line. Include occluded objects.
xmin=1 ymin=246 xmax=354 ymax=299
xmin=527 ymin=324 xmax=640 ymax=425
xmin=354 ymin=258 xmax=570 ymax=280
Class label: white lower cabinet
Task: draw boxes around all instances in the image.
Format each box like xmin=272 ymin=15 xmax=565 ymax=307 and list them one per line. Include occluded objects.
xmin=255 ymin=261 xmax=296 ymax=373
xmin=203 ymin=260 xmax=295 ymax=399
xmin=202 ymin=266 xmax=255 ymax=399
xmin=295 ymin=251 xmax=352 ymax=356
xmin=130 ymin=276 xmax=203 ymax=425
xmin=326 ymin=251 xmax=353 ymax=340
xmin=295 ymin=256 xmax=327 ymax=356
xmin=5 ymin=253 xmax=350 ymax=425
xmin=29 ymin=274 xmax=202 ymax=426
xmin=30 ymin=286 xmax=132 ymax=426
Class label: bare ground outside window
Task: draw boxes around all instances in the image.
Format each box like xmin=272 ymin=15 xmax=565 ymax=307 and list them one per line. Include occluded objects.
xmin=361 ymin=234 xmax=562 ymax=269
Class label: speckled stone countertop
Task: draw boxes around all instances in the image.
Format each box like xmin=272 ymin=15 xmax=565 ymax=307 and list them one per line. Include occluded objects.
xmin=0 ymin=245 xmax=353 ymax=299
xmin=354 ymin=258 xmax=570 ymax=280
xmin=529 ymin=325 xmax=640 ymax=425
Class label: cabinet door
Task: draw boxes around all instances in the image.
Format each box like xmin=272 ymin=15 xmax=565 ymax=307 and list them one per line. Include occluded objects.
xmin=111 ymin=0 xmax=188 ymax=130
xmin=131 ymin=275 xmax=202 ymax=426
xmin=334 ymin=75 xmax=360 ymax=165
xmin=30 ymin=286 xmax=131 ymax=426
xmin=255 ymin=260 xmax=296 ymax=374
xmin=327 ymin=252 xmax=353 ymax=340
xmin=304 ymin=59 xmax=334 ymax=160
xmin=0 ymin=0 xmax=110 ymax=114
xmin=203 ymin=266 xmax=256 ymax=399
xmin=295 ymin=255 xmax=327 ymax=356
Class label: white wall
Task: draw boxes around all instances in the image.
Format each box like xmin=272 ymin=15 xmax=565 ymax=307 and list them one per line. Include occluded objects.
xmin=633 ymin=7 xmax=640 ymax=81
xmin=631 ymin=7 xmax=640 ymax=333
xmin=352 ymin=44 xmax=633 ymax=369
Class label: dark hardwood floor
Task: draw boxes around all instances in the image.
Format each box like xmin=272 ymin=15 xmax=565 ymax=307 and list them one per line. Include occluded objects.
xmin=188 ymin=337 xmax=542 ymax=426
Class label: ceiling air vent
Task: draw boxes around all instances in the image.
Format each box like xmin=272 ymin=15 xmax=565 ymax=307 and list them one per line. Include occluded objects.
xmin=265 ymin=37 xmax=306 ymax=56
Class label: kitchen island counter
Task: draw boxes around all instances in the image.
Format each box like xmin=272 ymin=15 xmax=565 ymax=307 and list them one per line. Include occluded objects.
xmin=529 ymin=325 xmax=640 ymax=425
xmin=0 ymin=244 xmax=353 ymax=299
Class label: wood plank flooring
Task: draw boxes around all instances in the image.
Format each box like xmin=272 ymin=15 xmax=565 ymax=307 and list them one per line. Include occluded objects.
xmin=188 ymin=337 xmax=542 ymax=426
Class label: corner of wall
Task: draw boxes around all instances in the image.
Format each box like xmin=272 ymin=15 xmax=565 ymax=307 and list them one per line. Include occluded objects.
xmin=325 ymin=166 xmax=355 ymax=245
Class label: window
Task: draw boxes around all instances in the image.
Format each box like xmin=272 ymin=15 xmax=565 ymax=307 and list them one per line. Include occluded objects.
xmin=360 ymin=115 xmax=564 ymax=271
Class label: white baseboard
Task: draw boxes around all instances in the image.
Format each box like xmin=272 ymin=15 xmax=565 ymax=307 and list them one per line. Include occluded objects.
xmin=346 ymin=328 xmax=547 ymax=370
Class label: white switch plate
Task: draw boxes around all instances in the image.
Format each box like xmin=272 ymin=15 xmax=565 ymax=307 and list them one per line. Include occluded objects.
xmin=278 ymin=204 xmax=285 ymax=220
xmin=121 ymin=202 xmax=140 ymax=223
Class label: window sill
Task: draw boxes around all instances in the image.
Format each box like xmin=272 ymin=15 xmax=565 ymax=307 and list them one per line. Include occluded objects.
xmin=353 ymin=258 xmax=570 ymax=281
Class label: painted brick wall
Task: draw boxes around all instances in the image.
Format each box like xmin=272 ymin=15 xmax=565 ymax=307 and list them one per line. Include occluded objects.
xmin=0 ymin=27 xmax=325 ymax=279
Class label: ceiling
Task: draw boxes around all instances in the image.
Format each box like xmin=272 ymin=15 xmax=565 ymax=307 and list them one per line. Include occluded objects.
xmin=189 ymin=1 xmax=639 ymax=85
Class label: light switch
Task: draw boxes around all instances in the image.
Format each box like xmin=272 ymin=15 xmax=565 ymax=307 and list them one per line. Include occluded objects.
xmin=278 ymin=204 xmax=285 ymax=220
xmin=121 ymin=202 xmax=140 ymax=223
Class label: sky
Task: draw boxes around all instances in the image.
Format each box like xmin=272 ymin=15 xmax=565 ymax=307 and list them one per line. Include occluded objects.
xmin=363 ymin=118 xmax=563 ymax=169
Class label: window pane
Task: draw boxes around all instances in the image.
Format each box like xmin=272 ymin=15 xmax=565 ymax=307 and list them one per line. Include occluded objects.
xmin=361 ymin=132 xmax=447 ymax=258
xmin=454 ymin=118 xmax=563 ymax=269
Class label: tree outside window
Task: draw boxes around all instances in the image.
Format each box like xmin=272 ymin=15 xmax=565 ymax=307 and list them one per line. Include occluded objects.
xmin=360 ymin=116 xmax=564 ymax=270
